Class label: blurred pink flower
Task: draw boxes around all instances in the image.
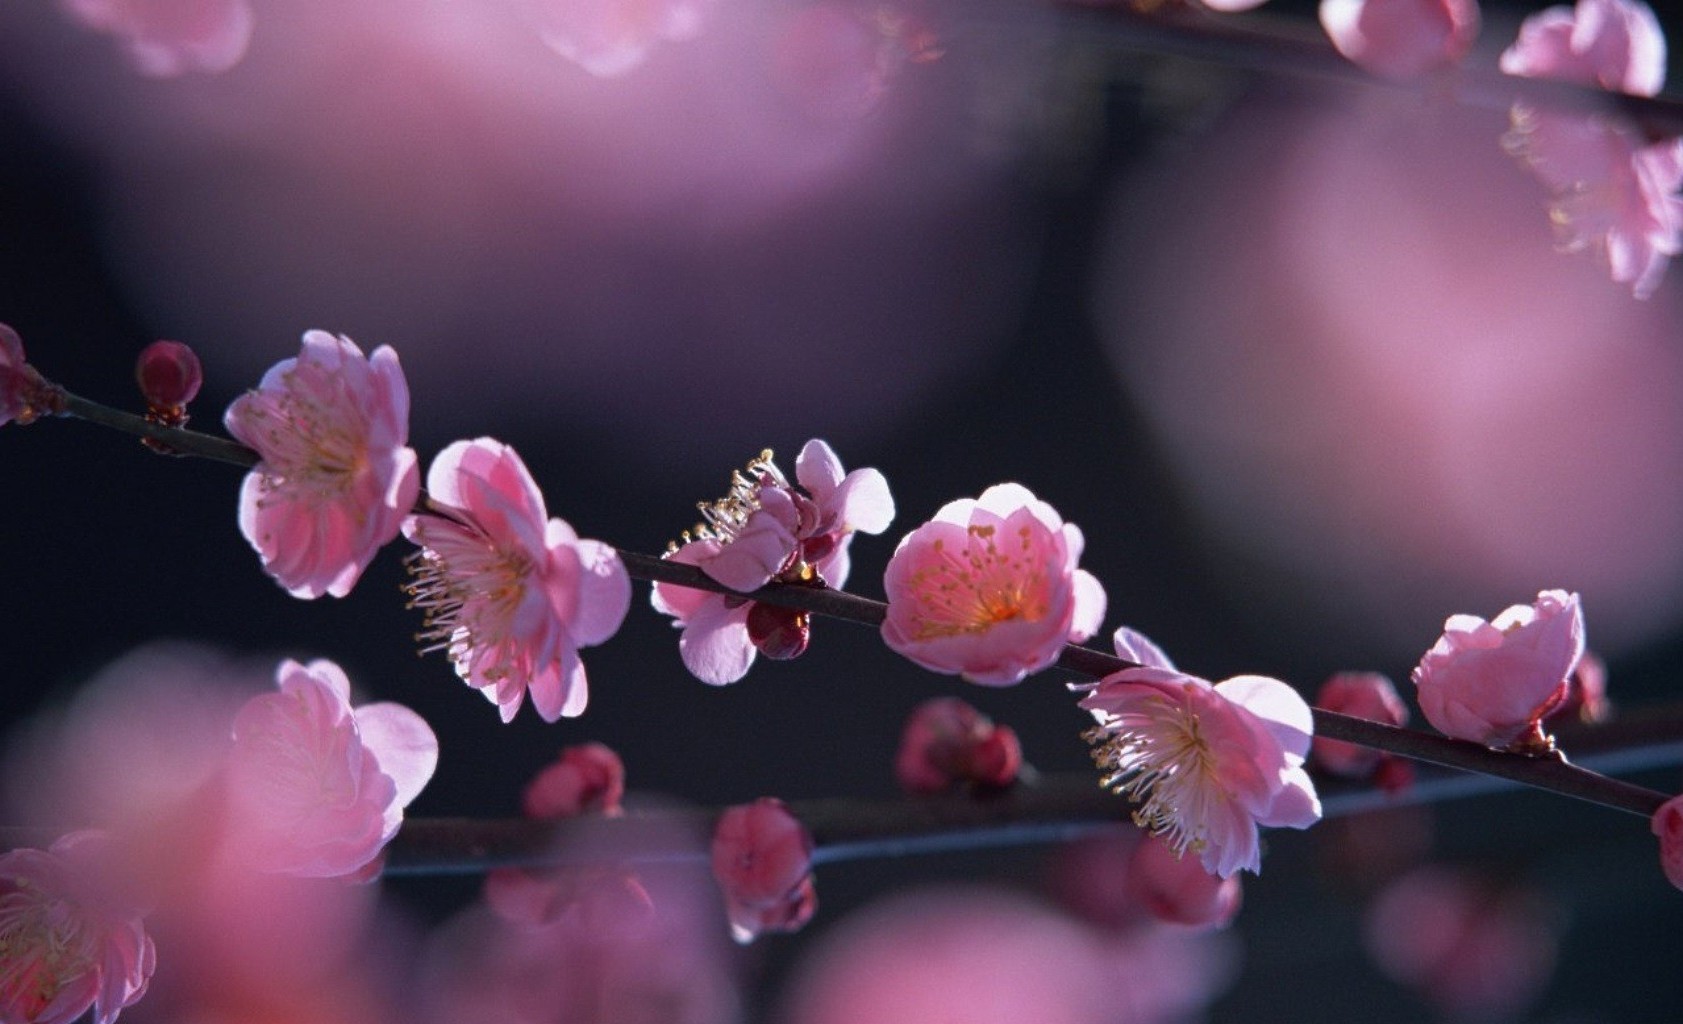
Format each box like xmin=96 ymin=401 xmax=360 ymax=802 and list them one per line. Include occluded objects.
xmin=224 ymin=330 xmax=420 ymax=600
xmin=710 ymin=797 xmax=817 ymax=943
xmin=1652 ymin=793 xmax=1683 ymax=890
xmin=1080 ymin=665 xmax=1320 ymax=878
xmin=881 ymin=483 xmax=1105 ymax=686
xmin=1498 ymin=0 xmax=1666 ymax=96
xmin=1364 ymin=865 xmax=1559 ymax=1019
xmin=1548 ymin=647 xmax=1613 ymax=724
xmin=1311 ymin=671 xmax=1409 ymax=778
xmin=1319 ymin=0 xmax=1479 ymax=78
xmin=516 ymin=0 xmax=712 ymax=78
xmin=405 ymin=438 xmax=631 ymax=722
xmin=60 ymin=0 xmax=253 ymax=77
xmin=0 ymin=832 xmax=155 ymax=1024
xmin=222 ymin=659 xmax=438 ymax=879
xmin=522 ymin=743 xmax=626 ymax=819
xmin=1123 ymin=832 xmax=1243 ymax=931
xmin=894 ymin=696 xmax=1023 ymax=794
xmin=1 ymin=323 xmax=32 ymax=428
xmin=1505 ymin=110 xmax=1683 ymax=299
xmin=1410 ymin=589 xmax=1585 ymax=750
xmin=653 ymin=440 xmax=892 ymax=685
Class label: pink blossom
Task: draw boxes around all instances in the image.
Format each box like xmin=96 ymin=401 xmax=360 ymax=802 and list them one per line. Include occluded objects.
xmin=653 ymin=441 xmax=893 ymax=686
xmin=405 ymin=438 xmax=631 ymax=722
xmin=1499 ymin=0 xmax=1666 ymax=96
xmin=1080 ymin=665 xmax=1321 ymax=878
xmin=515 ymin=0 xmax=713 ymax=77
xmin=522 ymin=743 xmax=626 ymax=819
xmin=1 ymin=324 xmax=32 ymax=428
xmin=61 ymin=0 xmax=253 ymax=76
xmin=0 ymin=832 xmax=155 ymax=1024
xmin=224 ymin=330 xmax=420 ymax=600
xmin=1652 ymin=793 xmax=1683 ymax=890
xmin=894 ymin=697 xmax=1023 ymax=794
xmin=1123 ymin=832 xmax=1243 ymax=931
xmin=1548 ymin=647 xmax=1613 ymax=724
xmin=221 ymin=658 xmax=438 ymax=879
xmin=1319 ymin=0 xmax=1479 ymax=78
xmin=1410 ymin=589 xmax=1585 ymax=750
xmin=1311 ymin=671 xmax=1409 ymax=778
xmin=710 ymin=797 xmax=817 ymax=943
xmin=881 ymin=483 xmax=1106 ymax=687
xmin=1505 ymin=110 xmax=1683 ymax=299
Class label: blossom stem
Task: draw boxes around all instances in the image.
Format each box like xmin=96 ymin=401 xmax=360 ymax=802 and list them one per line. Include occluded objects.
xmin=44 ymin=403 xmax=1681 ymax=820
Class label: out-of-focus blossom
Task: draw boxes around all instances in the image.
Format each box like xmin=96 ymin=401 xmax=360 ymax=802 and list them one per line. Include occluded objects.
xmin=1410 ymin=589 xmax=1585 ymax=751
xmin=514 ymin=0 xmax=712 ymax=78
xmin=1365 ymin=865 xmax=1559 ymax=1019
xmin=1319 ymin=0 xmax=1479 ymax=78
xmin=1505 ymin=109 xmax=1683 ymax=299
xmin=1312 ymin=671 xmax=1409 ymax=779
xmin=1653 ymin=793 xmax=1683 ymax=890
xmin=405 ymin=438 xmax=630 ymax=722
xmin=2 ymin=323 xmax=35 ymax=428
xmin=0 ymin=832 xmax=155 ymax=1024
xmin=1080 ymin=659 xmax=1320 ymax=878
xmin=224 ymin=331 xmax=420 ymax=600
xmin=1123 ymin=832 xmax=1243 ymax=931
xmin=59 ymin=0 xmax=253 ymax=77
xmin=770 ymin=5 xmax=943 ymax=122
xmin=1548 ymin=647 xmax=1613 ymax=724
xmin=653 ymin=441 xmax=892 ymax=686
xmin=894 ymin=697 xmax=1023 ymax=794
xmin=881 ymin=483 xmax=1104 ymax=686
xmin=484 ymin=743 xmax=632 ymax=926
xmin=1499 ymin=0 xmax=1666 ymax=96
xmin=710 ymin=797 xmax=817 ymax=943
xmin=222 ymin=659 xmax=438 ymax=879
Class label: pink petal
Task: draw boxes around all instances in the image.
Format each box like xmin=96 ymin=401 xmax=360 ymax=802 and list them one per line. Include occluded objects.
xmin=353 ymin=701 xmax=440 ymax=808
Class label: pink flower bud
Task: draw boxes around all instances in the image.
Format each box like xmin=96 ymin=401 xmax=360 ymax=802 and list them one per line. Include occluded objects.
xmin=1311 ymin=672 xmax=1409 ymax=778
xmin=1125 ymin=832 xmax=1243 ymax=931
xmin=135 ymin=339 xmax=203 ymax=411
xmin=1410 ymin=590 xmax=1585 ymax=750
xmin=710 ymin=797 xmax=817 ymax=943
xmin=894 ymin=697 xmax=1022 ymax=794
xmin=1319 ymin=0 xmax=1480 ymax=79
xmin=523 ymin=743 xmax=627 ymax=819
xmin=1651 ymin=793 xmax=1683 ymax=891
xmin=0 ymin=322 xmax=56 ymax=427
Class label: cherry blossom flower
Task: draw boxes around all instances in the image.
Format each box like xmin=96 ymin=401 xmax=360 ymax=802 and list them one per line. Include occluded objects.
xmin=224 ymin=331 xmax=420 ymax=600
xmin=60 ymin=0 xmax=254 ymax=77
xmin=404 ymin=438 xmax=631 ymax=722
xmin=514 ymin=0 xmax=713 ymax=77
xmin=1410 ymin=589 xmax=1585 ymax=751
xmin=710 ymin=797 xmax=817 ymax=943
xmin=1653 ymin=794 xmax=1683 ymax=890
xmin=1498 ymin=0 xmax=1666 ymax=96
xmin=1079 ymin=654 xmax=1320 ymax=878
xmin=653 ymin=441 xmax=893 ymax=686
xmin=1319 ymin=0 xmax=1479 ymax=79
xmin=1311 ymin=671 xmax=1409 ymax=779
xmin=881 ymin=483 xmax=1105 ymax=686
xmin=221 ymin=658 xmax=438 ymax=879
xmin=894 ymin=697 xmax=1023 ymax=794
xmin=0 ymin=832 xmax=155 ymax=1024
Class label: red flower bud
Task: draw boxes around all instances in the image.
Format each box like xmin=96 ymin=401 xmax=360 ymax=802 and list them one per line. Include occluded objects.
xmin=136 ymin=340 xmax=203 ymax=411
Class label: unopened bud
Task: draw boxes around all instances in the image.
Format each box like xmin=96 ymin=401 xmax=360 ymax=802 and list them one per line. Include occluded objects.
xmin=747 ymin=602 xmax=811 ymax=661
xmin=136 ymin=340 xmax=203 ymax=411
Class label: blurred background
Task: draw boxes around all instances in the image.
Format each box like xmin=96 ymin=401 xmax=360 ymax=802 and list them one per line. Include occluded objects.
xmin=3 ymin=0 xmax=1683 ymax=1019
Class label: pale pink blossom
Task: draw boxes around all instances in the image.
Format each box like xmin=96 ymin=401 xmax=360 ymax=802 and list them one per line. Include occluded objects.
xmin=515 ymin=0 xmax=713 ymax=77
xmin=0 ymin=832 xmax=155 ymax=1024
xmin=1410 ymin=589 xmax=1585 ymax=750
xmin=1652 ymin=793 xmax=1683 ymax=891
xmin=1499 ymin=0 xmax=1666 ymax=96
xmin=710 ymin=797 xmax=817 ymax=943
xmin=224 ymin=330 xmax=420 ymax=600
xmin=1319 ymin=0 xmax=1479 ymax=78
xmin=222 ymin=658 xmax=438 ymax=879
xmin=1311 ymin=671 xmax=1409 ymax=778
xmin=522 ymin=743 xmax=626 ymax=819
xmin=1080 ymin=664 xmax=1320 ymax=878
xmin=881 ymin=483 xmax=1105 ymax=687
xmin=894 ymin=697 xmax=1023 ymax=794
xmin=653 ymin=441 xmax=893 ymax=686
xmin=405 ymin=438 xmax=631 ymax=722
xmin=60 ymin=0 xmax=253 ymax=76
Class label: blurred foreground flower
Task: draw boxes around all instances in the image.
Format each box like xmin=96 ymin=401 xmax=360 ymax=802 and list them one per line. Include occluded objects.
xmin=0 ymin=832 xmax=155 ymax=1024
xmin=1319 ymin=0 xmax=1479 ymax=79
xmin=515 ymin=0 xmax=712 ymax=77
xmin=59 ymin=0 xmax=253 ymax=76
xmin=881 ymin=483 xmax=1104 ymax=686
xmin=895 ymin=697 xmax=1022 ymax=794
xmin=1650 ymin=794 xmax=1683 ymax=891
xmin=654 ymin=440 xmax=892 ymax=685
xmin=1311 ymin=672 xmax=1409 ymax=780
xmin=224 ymin=330 xmax=420 ymax=600
xmin=711 ymin=797 xmax=817 ymax=943
xmin=1078 ymin=634 xmax=1320 ymax=878
xmin=222 ymin=659 xmax=438 ymax=879
xmin=1410 ymin=589 xmax=1585 ymax=751
xmin=405 ymin=438 xmax=631 ymax=721
xmin=1499 ymin=0 xmax=1665 ymax=94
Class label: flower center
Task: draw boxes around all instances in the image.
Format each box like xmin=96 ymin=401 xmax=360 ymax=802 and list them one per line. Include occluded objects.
xmin=669 ymin=449 xmax=786 ymax=551
xmin=244 ymin=369 xmax=370 ymax=501
xmin=1086 ymin=700 xmax=1216 ymax=857
xmin=0 ymin=882 xmax=95 ymax=1017
xmin=905 ymin=524 xmax=1050 ymax=640
xmin=405 ymin=525 xmax=537 ymax=683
